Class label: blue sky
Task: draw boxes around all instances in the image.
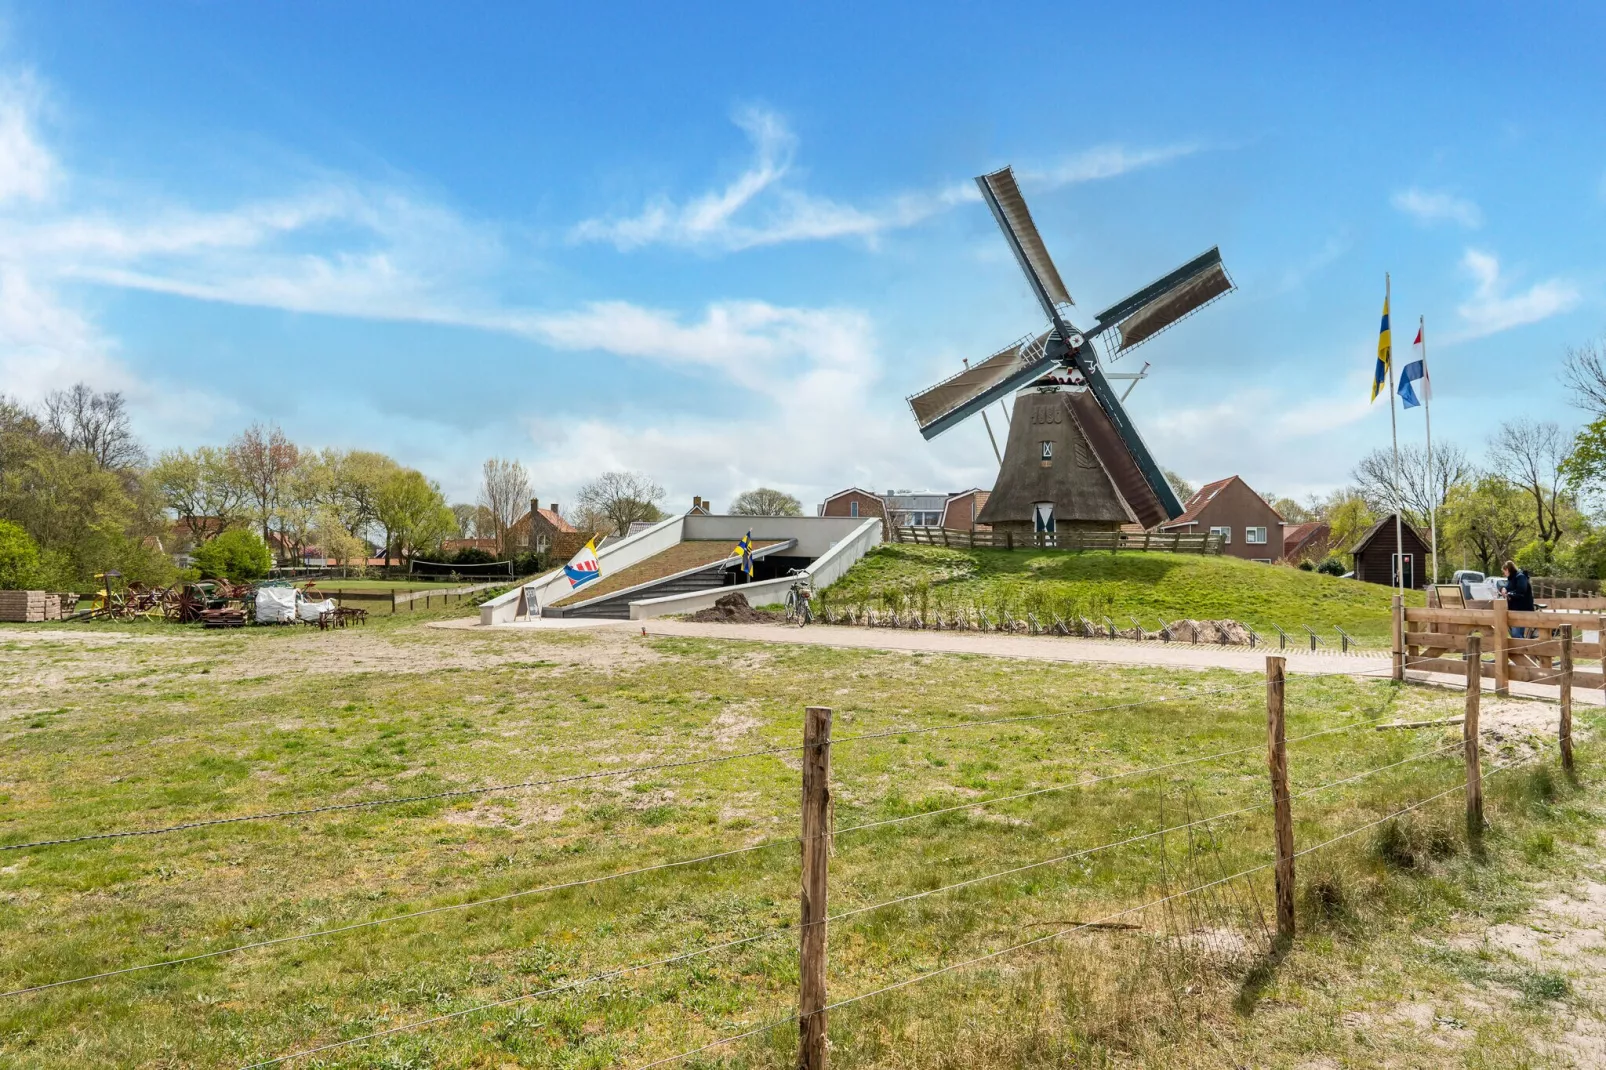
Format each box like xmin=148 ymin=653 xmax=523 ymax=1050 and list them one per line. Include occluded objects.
xmin=2 ymin=2 xmax=1603 ymax=512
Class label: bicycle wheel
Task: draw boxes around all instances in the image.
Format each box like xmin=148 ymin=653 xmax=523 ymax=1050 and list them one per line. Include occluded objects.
xmin=785 ymin=589 xmax=799 ymax=622
xmin=801 ymin=599 xmax=813 ymax=625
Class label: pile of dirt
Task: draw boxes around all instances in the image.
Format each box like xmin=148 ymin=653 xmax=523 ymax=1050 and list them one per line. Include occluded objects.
xmin=1163 ymin=619 xmax=1256 ymax=645
xmin=687 ymin=592 xmax=785 ymax=624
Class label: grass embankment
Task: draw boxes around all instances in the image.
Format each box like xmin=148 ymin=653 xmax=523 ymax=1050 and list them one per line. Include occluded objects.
xmin=821 ymin=543 xmax=1424 ymax=645
xmin=0 ymin=617 xmax=1594 ymax=1068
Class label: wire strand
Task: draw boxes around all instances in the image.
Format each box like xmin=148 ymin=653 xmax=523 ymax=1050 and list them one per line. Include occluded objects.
xmin=0 ymin=742 xmax=802 ymax=853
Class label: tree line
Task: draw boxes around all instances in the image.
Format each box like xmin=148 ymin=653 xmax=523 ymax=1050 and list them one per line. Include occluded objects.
xmin=0 ymin=382 xmax=809 ymax=590
xmin=1224 ymin=333 xmax=1606 ymax=580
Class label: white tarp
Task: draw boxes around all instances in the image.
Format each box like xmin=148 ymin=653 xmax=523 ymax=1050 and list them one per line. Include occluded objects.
xmin=298 ymin=598 xmax=337 ymax=623
xmin=256 ymin=586 xmax=298 ymax=624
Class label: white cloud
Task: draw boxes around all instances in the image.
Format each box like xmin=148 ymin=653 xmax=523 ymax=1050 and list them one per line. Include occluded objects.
xmin=572 ymin=107 xmax=1197 ymax=252
xmin=1391 ymin=187 xmax=1482 ymax=229
xmin=1452 ymin=248 xmax=1579 ymax=341
xmin=0 ymin=73 xmax=54 ymax=205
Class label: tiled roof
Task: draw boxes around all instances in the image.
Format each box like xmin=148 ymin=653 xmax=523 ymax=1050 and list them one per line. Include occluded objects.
xmin=1159 ymin=476 xmax=1235 ymax=528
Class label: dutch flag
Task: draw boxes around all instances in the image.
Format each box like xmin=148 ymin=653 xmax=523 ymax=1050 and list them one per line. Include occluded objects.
xmin=1398 ymin=325 xmax=1430 ymax=410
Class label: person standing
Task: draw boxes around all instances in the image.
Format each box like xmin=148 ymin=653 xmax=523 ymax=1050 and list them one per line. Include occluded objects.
xmin=1503 ymin=559 xmax=1534 ymax=638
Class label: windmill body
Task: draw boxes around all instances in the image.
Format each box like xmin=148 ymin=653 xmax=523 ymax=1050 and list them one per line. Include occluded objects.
xmin=908 ymin=167 xmax=1234 ymax=534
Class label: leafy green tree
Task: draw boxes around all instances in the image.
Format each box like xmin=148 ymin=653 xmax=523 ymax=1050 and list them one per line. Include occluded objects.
xmin=1561 ymin=417 xmax=1606 ymax=513
xmin=376 ymin=469 xmax=453 ymax=564
xmin=1163 ymin=469 xmax=1195 ymax=503
xmin=729 ymin=487 xmax=803 ymax=516
xmin=0 ymin=520 xmax=40 ymax=588
xmin=1441 ymin=476 xmax=1533 ymax=574
xmin=321 ymin=448 xmax=398 ymax=539
xmin=1319 ymin=490 xmax=1377 ymax=558
xmin=191 ymin=528 xmax=273 ymax=581
xmin=150 ymin=446 xmax=250 ymax=545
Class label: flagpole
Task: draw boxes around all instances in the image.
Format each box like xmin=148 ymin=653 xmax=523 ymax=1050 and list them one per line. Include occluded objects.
xmin=1386 ymin=274 xmax=1405 ymax=596
xmin=1421 ymin=315 xmax=1437 ymax=585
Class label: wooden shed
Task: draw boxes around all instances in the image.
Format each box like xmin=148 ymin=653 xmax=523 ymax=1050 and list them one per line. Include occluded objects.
xmin=1349 ymin=513 xmax=1431 ymax=588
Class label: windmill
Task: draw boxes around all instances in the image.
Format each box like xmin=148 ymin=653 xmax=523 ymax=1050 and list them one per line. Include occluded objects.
xmin=908 ymin=166 xmax=1234 ymax=533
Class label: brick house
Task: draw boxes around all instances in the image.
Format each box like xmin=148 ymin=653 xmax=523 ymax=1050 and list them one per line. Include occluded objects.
xmin=1282 ymin=521 xmax=1333 ymax=564
xmin=505 ymin=498 xmax=591 ymax=560
xmin=1154 ymin=475 xmax=1286 ymax=562
xmin=817 ymin=487 xmax=887 ymax=523
xmin=940 ymin=489 xmax=991 ymax=531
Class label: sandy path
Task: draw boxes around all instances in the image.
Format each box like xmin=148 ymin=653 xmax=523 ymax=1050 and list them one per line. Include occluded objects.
xmin=635 ymin=620 xmax=1606 ymax=706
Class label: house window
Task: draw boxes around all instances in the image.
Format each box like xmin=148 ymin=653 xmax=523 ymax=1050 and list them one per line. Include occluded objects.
xmin=850 ymin=501 xmax=859 ymax=518
xmin=1209 ymin=525 xmax=1232 ymax=544
xmin=1246 ymin=526 xmax=1267 ymax=545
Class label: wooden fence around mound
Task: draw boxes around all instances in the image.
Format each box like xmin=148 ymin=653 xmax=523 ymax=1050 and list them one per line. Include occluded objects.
xmin=891 ymin=526 xmax=1224 ymax=554
xmin=1392 ymin=594 xmax=1606 ymax=695
xmin=305 ymin=579 xmax=513 ymax=614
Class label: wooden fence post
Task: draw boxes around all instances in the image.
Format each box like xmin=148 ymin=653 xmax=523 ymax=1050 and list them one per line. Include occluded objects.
xmin=1491 ymin=599 xmax=1509 ymax=696
xmin=390 ymin=590 xmax=398 ymax=615
xmin=1391 ymin=594 xmax=1404 ymax=682
xmin=1464 ymin=633 xmax=1484 ymax=836
xmin=1265 ymin=656 xmax=1294 ymax=945
xmin=1561 ymin=625 xmax=1575 ymax=775
xmin=799 ymin=705 xmax=832 ymax=1070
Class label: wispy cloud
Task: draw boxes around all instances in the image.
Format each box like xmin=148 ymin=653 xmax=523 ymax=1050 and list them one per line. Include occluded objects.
xmin=571 ymin=107 xmax=1198 ymax=252
xmin=0 ymin=72 xmax=54 ymax=205
xmin=1451 ymin=248 xmax=1579 ymax=341
xmin=1391 ymin=187 xmax=1482 ymax=229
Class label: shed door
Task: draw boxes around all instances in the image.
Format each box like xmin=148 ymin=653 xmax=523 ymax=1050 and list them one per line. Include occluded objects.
xmin=1392 ymin=553 xmax=1414 ymax=590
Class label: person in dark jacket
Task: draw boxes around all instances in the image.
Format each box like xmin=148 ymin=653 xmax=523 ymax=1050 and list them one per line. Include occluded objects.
xmin=1503 ymin=559 xmax=1534 ymax=637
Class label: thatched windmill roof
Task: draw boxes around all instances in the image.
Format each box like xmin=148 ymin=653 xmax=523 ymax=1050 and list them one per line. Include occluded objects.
xmin=976 ymin=390 xmax=1136 ymax=529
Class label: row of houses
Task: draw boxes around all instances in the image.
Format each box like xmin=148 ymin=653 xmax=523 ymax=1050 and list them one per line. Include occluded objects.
xmin=820 ymin=476 xmax=1350 ymax=569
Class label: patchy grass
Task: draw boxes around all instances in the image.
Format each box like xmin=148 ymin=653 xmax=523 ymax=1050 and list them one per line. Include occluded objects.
xmin=0 ymin=616 xmax=1595 ymax=1069
xmin=820 ymin=543 xmax=1424 ymax=645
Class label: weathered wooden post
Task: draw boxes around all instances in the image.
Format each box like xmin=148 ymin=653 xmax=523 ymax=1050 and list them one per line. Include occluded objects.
xmin=391 ymin=590 xmax=398 ymax=615
xmin=1492 ymin=599 xmax=1510 ymax=696
xmin=798 ymin=705 xmax=832 ymax=1070
xmin=1390 ymin=594 xmax=1405 ymax=681
xmin=1561 ymin=625 xmax=1575 ymax=775
xmin=1266 ymin=656 xmax=1294 ymax=944
xmin=1464 ymin=633 xmax=1484 ymax=836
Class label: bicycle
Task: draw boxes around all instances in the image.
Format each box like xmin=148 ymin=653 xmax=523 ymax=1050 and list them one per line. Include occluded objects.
xmin=784 ymin=569 xmax=814 ymax=625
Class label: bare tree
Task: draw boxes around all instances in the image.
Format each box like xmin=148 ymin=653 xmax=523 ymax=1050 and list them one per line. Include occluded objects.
xmin=43 ymin=383 xmax=145 ymax=470
xmin=478 ymin=458 xmax=530 ymax=554
xmin=1351 ymin=440 xmax=1473 ymax=529
xmin=1563 ymin=337 xmax=1606 ymax=416
xmin=229 ymin=423 xmax=301 ymax=551
xmin=576 ymin=470 xmax=665 ymax=537
xmin=729 ymin=487 xmax=803 ymax=516
xmin=1488 ymin=418 xmax=1568 ymax=543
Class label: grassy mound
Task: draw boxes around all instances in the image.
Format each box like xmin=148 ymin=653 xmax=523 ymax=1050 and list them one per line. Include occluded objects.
xmin=820 ymin=543 xmax=1422 ymax=644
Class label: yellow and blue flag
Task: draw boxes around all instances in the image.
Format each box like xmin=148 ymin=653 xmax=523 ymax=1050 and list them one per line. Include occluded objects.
xmin=1371 ymin=290 xmax=1391 ymax=402
xmin=732 ymin=530 xmax=753 ymax=577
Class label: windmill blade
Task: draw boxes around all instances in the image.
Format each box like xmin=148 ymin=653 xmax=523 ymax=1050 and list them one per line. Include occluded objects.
xmin=1063 ymin=388 xmax=1174 ymax=529
xmin=908 ymin=330 xmax=1056 ymax=440
xmin=976 ymin=167 xmax=1073 ymax=325
xmin=1092 ymin=247 xmax=1233 ymax=354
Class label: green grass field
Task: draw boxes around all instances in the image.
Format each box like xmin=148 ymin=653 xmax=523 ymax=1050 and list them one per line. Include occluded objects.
xmin=820 ymin=544 xmax=1425 ymax=645
xmin=0 ymin=610 xmax=1593 ymax=1068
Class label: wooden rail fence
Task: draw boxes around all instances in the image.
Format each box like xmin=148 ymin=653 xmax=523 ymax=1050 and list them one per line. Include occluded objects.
xmin=892 ymin=527 xmax=1224 ymax=554
xmin=305 ymin=579 xmax=514 ymax=614
xmin=1393 ymin=596 xmax=1606 ymax=695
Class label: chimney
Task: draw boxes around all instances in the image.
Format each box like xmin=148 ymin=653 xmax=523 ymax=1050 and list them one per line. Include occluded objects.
xmin=529 ymin=497 xmax=539 ymax=522
xmin=549 ymin=502 xmax=559 ymax=516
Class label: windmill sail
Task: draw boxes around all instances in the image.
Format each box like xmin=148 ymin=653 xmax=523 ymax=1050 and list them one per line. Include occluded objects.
xmin=976 ymin=168 xmax=1073 ymax=321
xmin=1092 ymin=248 xmax=1233 ymax=354
xmin=908 ymin=330 xmax=1056 ymax=440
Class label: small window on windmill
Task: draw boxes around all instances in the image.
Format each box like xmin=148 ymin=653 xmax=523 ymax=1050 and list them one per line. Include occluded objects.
xmin=1040 ymin=440 xmax=1053 ymax=467
xmin=1033 ymin=501 xmax=1056 ymax=533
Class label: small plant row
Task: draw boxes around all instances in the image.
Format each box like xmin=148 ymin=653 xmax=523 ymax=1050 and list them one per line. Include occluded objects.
xmin=812 ymin=587 xmax=1368 ymax=650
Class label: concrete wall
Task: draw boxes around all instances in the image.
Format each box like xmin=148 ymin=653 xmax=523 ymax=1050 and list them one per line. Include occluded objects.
xmin=479 ymin=514 xmax=686 ymax=625
xmin=681 ymin=514 xmax=867 ymax=558
xmin=629 ymin=517 xmax=882 ymax=620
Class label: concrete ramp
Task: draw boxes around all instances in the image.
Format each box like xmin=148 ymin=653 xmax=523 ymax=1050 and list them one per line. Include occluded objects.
xmin=548 ymin=540 xmax=795 ymax=620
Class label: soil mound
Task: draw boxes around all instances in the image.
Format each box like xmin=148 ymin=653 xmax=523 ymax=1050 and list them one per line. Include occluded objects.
xmin=688 ymin=592 xmax=784 ymax=624
xmin=1163 ymin=618 xmax=1256 ymax=645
